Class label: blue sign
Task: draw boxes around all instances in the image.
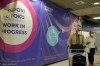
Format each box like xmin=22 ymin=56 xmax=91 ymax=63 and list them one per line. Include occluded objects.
xmin=32 ymin=0 xmax=78 ymax=65
xmin=0 ymin=0 xmax=78 ymax=66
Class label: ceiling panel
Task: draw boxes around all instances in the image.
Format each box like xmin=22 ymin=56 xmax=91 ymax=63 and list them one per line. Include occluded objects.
xmin=48 ymin=0 xmax=100 ymax=23
xmin=49 ymin=0 xmax=100 ymax=10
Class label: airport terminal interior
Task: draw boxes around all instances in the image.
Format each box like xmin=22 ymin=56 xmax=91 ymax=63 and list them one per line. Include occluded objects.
xmin=0 ymin=0 xmax=100 ymax=66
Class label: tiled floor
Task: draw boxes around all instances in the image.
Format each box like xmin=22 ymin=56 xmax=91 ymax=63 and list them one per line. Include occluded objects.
xmin=47 ymin=54 xmax=100 ymax=66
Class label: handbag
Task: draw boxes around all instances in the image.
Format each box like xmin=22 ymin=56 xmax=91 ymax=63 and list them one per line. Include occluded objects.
xmin=85 ymin=46 xmax=90 ymax=53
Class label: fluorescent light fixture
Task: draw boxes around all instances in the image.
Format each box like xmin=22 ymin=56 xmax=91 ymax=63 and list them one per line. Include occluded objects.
xmin=75 ymin=1 xmax=85 ymax=5
xmin=93 ymin=2 xmax=99 ymax=5
xmin=93 ymin=17 xmax=100 ymax=19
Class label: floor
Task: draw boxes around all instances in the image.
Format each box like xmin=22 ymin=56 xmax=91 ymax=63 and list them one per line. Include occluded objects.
xmin=47 ymin=54 xmax=100 ymax=66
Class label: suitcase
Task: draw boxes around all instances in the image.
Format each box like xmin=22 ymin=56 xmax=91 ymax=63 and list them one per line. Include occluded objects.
xmin=70 ymin=44 xmax=84 ymax=49
xmin=72 ymin=54 xmax=86 ymax=66
xmin=70 ymin=44 xmax=84 ymax=53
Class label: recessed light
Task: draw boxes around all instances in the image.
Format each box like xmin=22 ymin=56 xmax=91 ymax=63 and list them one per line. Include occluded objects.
xmin=93 ymin=17 xmax=100 ymax=19
xmin=93 ymin=2 xmax=99 ymax=5
xmin=75 ymin=1 xmax=85 ymax=5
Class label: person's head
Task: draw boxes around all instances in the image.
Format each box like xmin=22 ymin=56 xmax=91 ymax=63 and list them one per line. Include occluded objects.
xmin=76 ymin=25 xmax=82 ymax=32
xmin=75 ymin=25 xmax=82 ymax=35
xmin=89 ymin=31 xmax=95 ymax=37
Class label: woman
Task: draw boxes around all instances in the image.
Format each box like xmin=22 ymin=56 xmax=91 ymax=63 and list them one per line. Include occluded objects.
xmin=86 ymin=31 xmax=97 ymax=66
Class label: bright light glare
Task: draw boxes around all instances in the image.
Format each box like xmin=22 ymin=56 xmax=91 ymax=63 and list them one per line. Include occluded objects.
xmin=93 ymin=17 xmax=100 ymax=19
xmin=93 ymin=2 xmax=99 ymax=5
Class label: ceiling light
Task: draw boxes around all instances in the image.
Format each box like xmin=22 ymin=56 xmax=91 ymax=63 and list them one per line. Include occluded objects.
xmin=75 ymin=1 xmax=85 ymax=5
xmin=93 ymin=17 xmax=100 ymax=19
xmin=93 ymin=2 xmax=99 ymax=5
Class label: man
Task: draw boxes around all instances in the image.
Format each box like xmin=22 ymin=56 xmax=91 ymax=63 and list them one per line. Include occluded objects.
xmin=67 ymin=25 xmax=85 ymax=66
xmin=67 ymin=25 xmax=85 ymax=48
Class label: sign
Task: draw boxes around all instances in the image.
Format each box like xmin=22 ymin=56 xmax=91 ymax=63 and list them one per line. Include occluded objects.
xmin=0 ymin=0 xmax=40 ymax=66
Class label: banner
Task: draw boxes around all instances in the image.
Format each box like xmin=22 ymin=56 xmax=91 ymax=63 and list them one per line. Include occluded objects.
xmin=0 ymin=0 xmax=41 ymax=66
xmin=0 ymin=0 xmax=80 ymax=66
xmin=32 ymin=0 xmax=79 ymax=65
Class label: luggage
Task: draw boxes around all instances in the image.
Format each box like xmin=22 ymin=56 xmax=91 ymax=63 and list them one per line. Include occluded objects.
xmin=72 ymin=54 xmax=86 ymax=66
xmin=70 ymin=44 xmax=84 ymax=53
xmin=70 ymin=44 xmax=84 ymax=49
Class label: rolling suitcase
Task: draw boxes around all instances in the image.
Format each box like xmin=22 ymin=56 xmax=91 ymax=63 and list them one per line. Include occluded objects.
xmin=72 ymin=54 xmax=86 ymax=66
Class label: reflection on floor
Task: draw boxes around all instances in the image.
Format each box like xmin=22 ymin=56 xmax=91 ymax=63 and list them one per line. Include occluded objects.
xmin=47 ymin=55 xmax=100 ymax=66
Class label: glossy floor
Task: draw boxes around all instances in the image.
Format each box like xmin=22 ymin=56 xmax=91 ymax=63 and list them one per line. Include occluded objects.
xmin=47 ymin=54 xmax=100 ymax=66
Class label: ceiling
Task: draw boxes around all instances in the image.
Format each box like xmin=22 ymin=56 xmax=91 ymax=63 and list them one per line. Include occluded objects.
xmin=48 ymin=0 xmax=100 ymax=24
